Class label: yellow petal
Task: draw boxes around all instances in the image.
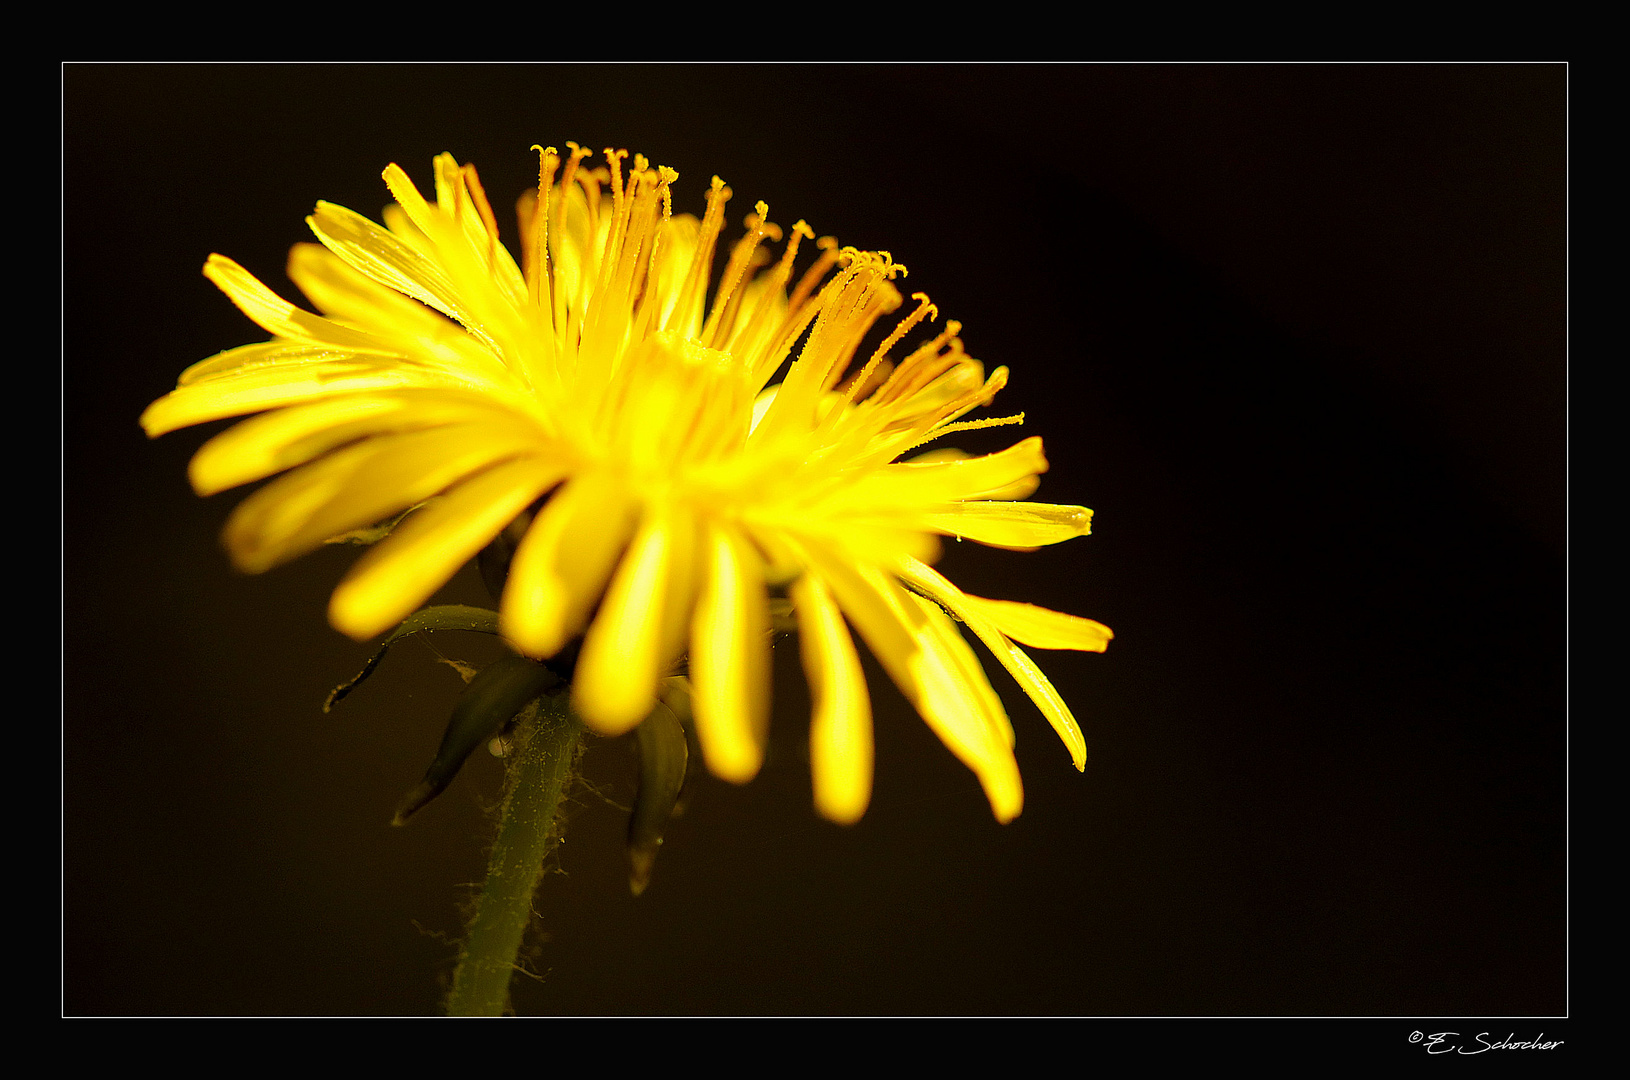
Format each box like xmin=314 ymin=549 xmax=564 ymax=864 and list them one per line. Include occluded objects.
xmin=175 ymin=341 xmax=331 ymax=387
xmin=187 ymin=391 xmax=504 ymax=496
xmin=141 ymin=355 xmax=453 ymax=437
xmin=792 ymin=571 xmax=872 ymax=824
xmin=690 ymin=523 xmax=771 ymax=784
xmin=805 ymin=555 xmax=923 ymax=698
xmin=884 ymin=436 xmax=1048 ymax=503
xmin=903 ymin=448 xmax=1041 ymax=501
xmin=573 ymin=507 xmax=676 ymax=734
xmin=202 ymin=254 xmax=398 ymax=354
xmin=920 ymin=501 xmax=1092 ymax=549
xmin=221 ymin=421 xmax=535 ymax=574
xmin=426 ymin=155 xmax=529 ymax=304
xmin=647 ymin=213 xmax=703 ymax=333
xmin=380 ymin=162 xmax=439 ymax=237
xmin=655 ymin=506 xmax=701 ymax=670
xmin=286 ymin=242 xmax=459 ymax=342
xmin=546 ymin=181 xmax=599 ymax=326
xmin=501 ymin=471 xmax=638 ymax=659
xmin=899 ymin=557 xmax=1088 ymax=771
xmin=329 ymin=456 xmax=567 ymax=639
xmin=813 ymin=552 xmax=1021 ymax=821
xmin=905 ymin=593 xmax=1024 ymax=822
xmin=770 ymin=517 xmax=941 ymax=573
xmin=307 ymin=200 xmax=468 ymax=326
xmin=964 ymin=597 xmax=1113 ymax=653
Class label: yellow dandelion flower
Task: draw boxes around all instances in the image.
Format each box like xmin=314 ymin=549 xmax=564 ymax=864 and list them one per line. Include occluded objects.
xmin=142 ymin=145 xmax=1112 ymax=824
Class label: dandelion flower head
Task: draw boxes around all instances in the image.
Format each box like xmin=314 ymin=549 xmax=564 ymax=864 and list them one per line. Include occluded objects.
xmin=142 ymin=145 xmax=1112 ymax=823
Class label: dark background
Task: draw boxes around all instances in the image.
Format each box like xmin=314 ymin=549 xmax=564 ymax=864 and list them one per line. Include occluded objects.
xmin=63 ymin=64 xmax=1565 ymax=1018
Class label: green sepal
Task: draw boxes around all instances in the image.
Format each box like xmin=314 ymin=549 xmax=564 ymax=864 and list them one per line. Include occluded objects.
xmin=627 ymin=681 xmax=692 ymax=896
xmin=767 ymin=595 xmax=797 ymax=634
xmin=478 ymin=508 xmax=536 ymax=602
xmin=393 ymin=654 xmax=561 ymax=826
xmin=325 ymin=604 xmax=502 ymax=712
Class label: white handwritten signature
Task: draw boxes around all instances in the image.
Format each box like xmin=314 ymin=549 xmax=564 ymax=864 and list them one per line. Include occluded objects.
xmin=1409 ymin=1031 xmax=1563 ymax=1054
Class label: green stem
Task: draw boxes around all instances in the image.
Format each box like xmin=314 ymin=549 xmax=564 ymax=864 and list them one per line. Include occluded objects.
xmin=445 ymin=692 xmax=583 ymax=1017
